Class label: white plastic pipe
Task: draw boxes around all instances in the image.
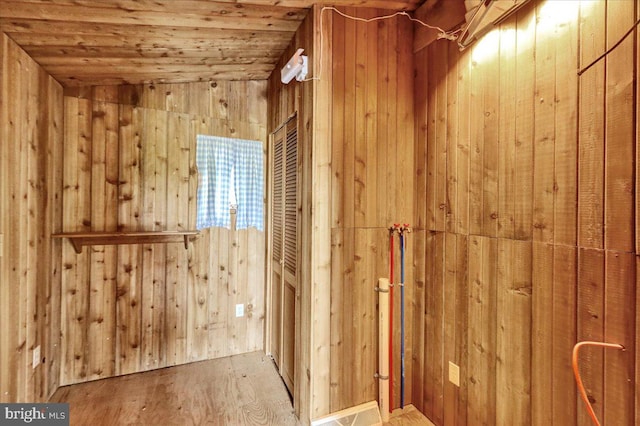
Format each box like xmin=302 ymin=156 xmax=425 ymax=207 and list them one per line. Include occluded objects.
xmin=378 ymin=277 xmax=390 ymax=422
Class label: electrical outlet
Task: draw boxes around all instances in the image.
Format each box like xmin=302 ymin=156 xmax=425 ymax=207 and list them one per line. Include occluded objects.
xmin=235 ymin=304 xmax=244 ymax=318
xmin=33 ymin=345 xmax=41 ymax=369
xmin=448 ymin=361 xmax=460 ymax=387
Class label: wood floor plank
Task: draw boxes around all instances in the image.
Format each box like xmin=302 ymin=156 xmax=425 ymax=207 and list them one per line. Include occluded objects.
xmin=50 ymin=351 xmax=297 ymax=426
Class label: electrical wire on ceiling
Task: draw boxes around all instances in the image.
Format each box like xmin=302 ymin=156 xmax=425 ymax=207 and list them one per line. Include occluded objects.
xmin=578 ymin=16 xmax=640 ymax=76
xmin=302 ymin=6 xmax=461 ymax=82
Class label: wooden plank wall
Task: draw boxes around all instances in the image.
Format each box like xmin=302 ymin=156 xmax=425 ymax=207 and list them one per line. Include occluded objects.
xmin=0 ymin=33 xmax=64 ymax=402
xmin=59 ymin=80 xmax=267 ymax=385
xmin=413 ymin=0 xmax=638 ymax=425
xmin=266 ymin=6 xmax=415 ymax=420
xmin=327 ymin=7 xmax=415 ymax=413
xmin=266 ymin=9 xmax=315 ymax=421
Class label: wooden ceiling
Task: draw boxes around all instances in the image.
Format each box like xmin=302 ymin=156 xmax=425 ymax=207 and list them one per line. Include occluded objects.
xmin=0 ymin=0 xmax=425 ymax=87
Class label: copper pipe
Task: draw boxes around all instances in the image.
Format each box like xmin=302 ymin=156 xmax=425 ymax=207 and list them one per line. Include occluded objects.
xmin=572 ymin=341 xmax=625 ymax=426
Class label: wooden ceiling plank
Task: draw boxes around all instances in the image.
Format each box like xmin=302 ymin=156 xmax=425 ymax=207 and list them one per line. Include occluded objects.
xmin=45 ymin=63 xmax=277 ymax=75
xmin=37 ymin=56 xmax=279 ymax=66
xmin=211 ymin=0 xmax=422 ymax=11
xmin=1 ymin=0 xmax=422 ymax=12
xmin=0 ymin=0 xmax=426 ymax=86
xmin=4 ymin=0 xmax=308 ymax=19
xmin=57 ymin=71 xmax=273 ymax=87
xmin=22 ymin=46 xmax=285 ymax=59
xmin=0 ymin=3 xmax=302 ymax=31
xmin=0 ymin=19 xmax=294 ymax=41
xmin=7 ymin=32 xmax=290 ymax=49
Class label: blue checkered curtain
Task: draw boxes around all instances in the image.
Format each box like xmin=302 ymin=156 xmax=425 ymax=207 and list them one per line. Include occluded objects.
xmin=234 ymin=139 xmax=264 ymax=231
xmin=196 ymin=135 xmax=234 ymax=229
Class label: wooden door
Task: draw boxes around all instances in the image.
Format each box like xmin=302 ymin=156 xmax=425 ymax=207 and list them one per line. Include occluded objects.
xmin=270 ymin=128 xmax=284 ymax=373
xmin=268 ymin=115 xmax=298 ymax=395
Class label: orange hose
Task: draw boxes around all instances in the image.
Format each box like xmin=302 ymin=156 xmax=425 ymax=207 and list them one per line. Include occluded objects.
xmin=572 ymin=341 xmax=624 ymax=426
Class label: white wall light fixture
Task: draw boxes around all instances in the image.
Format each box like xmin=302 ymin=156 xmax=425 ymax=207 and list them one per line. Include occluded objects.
xmin=281 ymin=48 xmax=308 ymax=84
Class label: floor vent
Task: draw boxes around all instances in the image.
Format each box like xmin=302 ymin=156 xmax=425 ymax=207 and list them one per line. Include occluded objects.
xmin=311 ymin=401 xmax=382 ymax=426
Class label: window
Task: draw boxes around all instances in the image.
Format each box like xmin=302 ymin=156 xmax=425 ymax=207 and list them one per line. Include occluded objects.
xmin=196 ymin=135 xmax=264 ymax=231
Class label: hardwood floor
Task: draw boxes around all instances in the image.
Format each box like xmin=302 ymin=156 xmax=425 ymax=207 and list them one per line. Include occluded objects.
xmin=50 ymin=350 xmax=434 ymax=425
xmin=387 ymin=405 xmax=435 ymax=425
xmin=50 ymin=351 xmax=297 ymax=425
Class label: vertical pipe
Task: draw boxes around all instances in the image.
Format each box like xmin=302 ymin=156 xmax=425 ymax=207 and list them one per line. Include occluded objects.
xmin=378 ymin=278 xmax=390 ymax=422
xmin=400 ymin=230 xmax=405 ymax=408
xmin=388 ymin=226 xmax=395 ymax=412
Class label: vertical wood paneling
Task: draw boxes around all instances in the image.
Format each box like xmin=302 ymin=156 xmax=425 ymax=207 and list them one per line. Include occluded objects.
xmin=342 ymin=10 xmax=356 ymax=231
xmin=89 ymin=105 xmax=106 ymax=382
xmin=424 ymin=231 xmax=444 ymax=423
xmin=553 ymin=4 xmax=579 ymax=247
xmin=456 ymin=48 xmax=470 ymax=237
xmin=310 ymin=6 xmax=331 ymax=415
xmin=329 ymin=227 xmax=342 ymax=407
xmin=226 ymin=216 xmax=239 ymax=355
xmin=414 ymin=1 xmax=638 ymax=425
xmin=0 ymin=34 xmax=63 ymax=402
xmin=3 ymin=38 xmax=262 ymax=405
xmin=482 ymin=38 xmax=499 ymax=239
xmin=353 ymin=12 xmax=367 ymax=227
xmin=578 ymin=0 xmax=606 ymax=250
xmin=411 ymin=229 xmax=426 ymax=413
xmin=604 ymin=0 xmax=635 ymax=252
xmin=442 ymin=233 xmax=456 ymax=426
xmin=59 ymin=80 xmax=267 ymax=386
xmin=466 ymin=236 xmax=497 ymax=425
xmin=365 ymin=10 xmax=378 ymax=231
xmin=25 ymin=59 xmax=40 ymax=400
xmin=434 ymin=43 xmax=448 ymax=233
xmin=513 ymin=7 xmax=535 ymax=241
xmin=215 ymin=227 xmax=231 ymax=358
xmin=331 ymin=12 xmax=345 ymax=230
xmin=306 ymin=8 xmax=332 ymax=416
xmin=426 ymin=42 xmax=437 ymax=232
xmin=603 ymin=251 xmax=636 ymax=425
xmin=89 ymin=101 xmax=110 ymax=379
xmin=167 ymin=112 xmax=190 ymax=365
xmin=117 ymin=103 xmax=142 ymax=375
xmin=453 ymin=234 xmax=468 ymax=426
xmin=497 ymin=23 xmax=517 ymax=240
xmin=14 ymin=44 xmax=28 ymax=401
xmin=414 ymin=48 xmax=428 ymax=231
xmin=468 ymin=45 xmax=484 ymax=236
xmin=531 ymin=242 xmax=553 ymax=426
xmin=399 ymin=19 xmax=416 ymax=407
xmin=444 ymin=43 xmax=458 ymax=235
xmin=1 ymin=46 xmax=8 ymax=401
xmin=61 ymin=97 xmax=79 ymax=385
xmin=532 ymin=1 xmax=556 ymax=244
xmin=2 ymin=42 xmax=16 ymax=399
xmin=496 ymin=239 xmax=531 ymax=425
xmin=246 ymin=227 xmax=265 ymax=351
xmin=267 ymin=7 xmax=414 ymax=416
xmin=577 ymin=248 xmax=605 ymax=424
xmin=551 ymin=245 xmax=577 ymax=426
xmin=387 ymin=16 xmax=399 ymax=228
xmin=140 ymin=107 xmax=158 ymax=371
xmin=47 ymin=74 xmax=64 ymax=399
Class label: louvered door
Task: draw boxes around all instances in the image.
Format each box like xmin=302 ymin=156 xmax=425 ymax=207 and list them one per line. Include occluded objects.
xmin=270 ymin=127 xmax=284 ymax=375
xmin=268 ymin=115 xmax=298 ymax=395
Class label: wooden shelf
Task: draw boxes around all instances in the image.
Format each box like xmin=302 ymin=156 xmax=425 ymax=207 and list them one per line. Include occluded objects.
xmin=52 ymin=231 xmax=199 ymax=254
